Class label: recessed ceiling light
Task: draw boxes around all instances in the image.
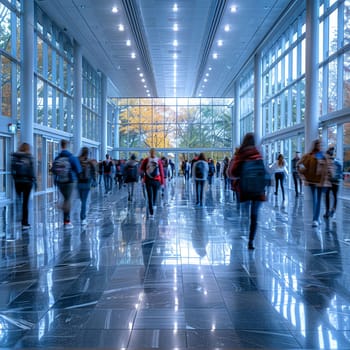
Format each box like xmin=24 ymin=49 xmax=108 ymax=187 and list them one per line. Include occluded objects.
xmin=213 ymin=53 xmax=218 ymax=59
xmin=204 ymin=78 xmax=208 ymax=82
xmin=126 ymin=39 xmax=131 ymax=46
xmin=173 ymin=3 xmax=178 ymax=12
xmin=146 ymin=90 xmax=150 ymax=93
xmin=217 ymin=40 xmax=223 ymax=46
xmin=131 ymin=52 xmax=136 ymax=59
xmin=224 ymin=24 xmax=230 ymax=32
xmin=173 ymin=39 xmax=178 ymax=47
xmin=230 ymin=5 xmax=237 ymax=13
xmin=199 ymin=93 xmax=202 ymax=97
xmin=118 ymin=24 xmax=124 ymax=31
xmin=112 ymin=6 xmax=118 ymax=13
xmin=144 ymin=85 xmax=147 ymax=88
xmin=173 ymin=53 xmax=178 ymax=59
xmin=206 ymin=73 xmax=209 ymax=77
xmin=137 ymin=67 xmax=140 ymax=71
xmin=209 ymin=67 xmax=212 ymax=71
xmin=173 ymin=23 xmax=178 ymax=31
xmin=141 ymin=78 xmax=145 ymax=82
xmin=139 ymin=73 xmax=144 ymax=77
xmin=147 ymin=93 xmax=151 ymax=97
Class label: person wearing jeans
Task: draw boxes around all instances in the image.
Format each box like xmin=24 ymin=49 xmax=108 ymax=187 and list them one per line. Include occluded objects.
xmin=78 ymin=147 xmax=96 ymax=225
xmin=228 ymin=132 xmax=266 ymax=250
xmin=192 ymin=153 xmax=209 ymax=206
xmin=11 ymin=143 xmax=36 ymax=229
xmin=140 ymin=148 xmax=165 ymax=218
xmin=298 ymin=139 xmax=329 ymax=228
xmin=54 ymin=139 xmax=82 ymax=229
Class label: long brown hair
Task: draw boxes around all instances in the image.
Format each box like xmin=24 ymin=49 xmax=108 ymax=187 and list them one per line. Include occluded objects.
xmin=239 ymin=132 xmax=255 ymax=152
xmin=277 ymin=154 xmax=284 ymax=167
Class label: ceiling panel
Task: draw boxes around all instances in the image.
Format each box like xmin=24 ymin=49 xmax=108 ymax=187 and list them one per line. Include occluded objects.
xmin=36 ymin=0 xmax=295 ymax=98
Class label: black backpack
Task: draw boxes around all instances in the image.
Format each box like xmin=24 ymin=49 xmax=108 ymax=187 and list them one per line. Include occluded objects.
xmin=195 ymin=161 xmax=205 ymax=179
xmin=52 ymin=156 xmax=72 ymax=183
xmin=12 ymin=153 xmax=33 ymax=179
xmin=79 ymin=159 xmax=92 ymax=182
xmin=239 ymin=159 xmax=266 ymax=196
xmin=124 ymin=164 xmax=138 ymax=182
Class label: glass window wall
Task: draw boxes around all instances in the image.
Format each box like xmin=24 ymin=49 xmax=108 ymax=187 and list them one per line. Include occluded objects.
xmin=112 ymin=98 xmax=233 ymax=151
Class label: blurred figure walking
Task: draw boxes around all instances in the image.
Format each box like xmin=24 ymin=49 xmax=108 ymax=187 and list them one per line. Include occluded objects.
xmin=11 ymin=143 xmax=36 ymax=229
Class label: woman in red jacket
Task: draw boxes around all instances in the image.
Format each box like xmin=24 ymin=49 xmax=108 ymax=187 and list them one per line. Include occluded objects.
xmin=228 ymin=133 xmax=266 ymax=250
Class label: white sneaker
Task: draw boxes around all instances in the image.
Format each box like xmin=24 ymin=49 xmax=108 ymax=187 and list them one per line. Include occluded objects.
xmin=312 ymin=220 xmax=318 ymax=227
xmin=81 ymin=219 xmax=87 ymax=225
xmin=64 ymin=222 xmax=74 ymax=229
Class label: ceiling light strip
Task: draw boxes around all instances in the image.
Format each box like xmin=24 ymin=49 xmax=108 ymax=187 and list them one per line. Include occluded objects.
xmin=121 ymin=0 xmax=157 ymax=96
xmin=193 ymin=0 xmax=227 ymax=95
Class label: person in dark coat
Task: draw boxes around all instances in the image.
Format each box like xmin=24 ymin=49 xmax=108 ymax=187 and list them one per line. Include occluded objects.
xmin=53 ymin=139 xmax=82 ymax=229
xmin=11 ymin=143 xmax=36 ymax=229
xmin=228 ymin=133 xmax=266 ymax=250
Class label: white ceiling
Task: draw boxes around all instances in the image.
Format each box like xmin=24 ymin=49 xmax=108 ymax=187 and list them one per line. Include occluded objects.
xmin=36 ymin=0 xmax=295 ymax=98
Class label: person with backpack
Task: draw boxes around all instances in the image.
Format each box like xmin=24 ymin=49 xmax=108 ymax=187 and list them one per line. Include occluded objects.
xmin=192 ymin=152 xmax=209 ymax=206
xmin=324 ymin=146 xmax=342 ymax=220
xmin=207 ymin=158 xmax=215 ymax=186
xmin=52 ymin=139 xmax=82 ymax=229
xmin=140 ymin=148 xmax=165 ymax=218
xmin=123 ymin=154 xmax=139 ymax=202
xmin=297 ymin=139 xmax=329 ymax=227
xmin=11 ymin=143 xmax=36 ymax=229
xmin=77 ymin=147 xmax=96 ymax=225
xmin=228 ymin=133 xmax=266 ymax=250
xmin=102 ymin=154 xmax=113 ymax=194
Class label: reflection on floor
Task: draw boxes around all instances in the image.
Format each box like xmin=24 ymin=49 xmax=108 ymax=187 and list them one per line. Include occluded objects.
xmin=1 ymin=177 xmax=350 ymax=349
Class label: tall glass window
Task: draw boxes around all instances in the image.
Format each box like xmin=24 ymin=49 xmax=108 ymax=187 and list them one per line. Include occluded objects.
xmin=34 ymin=6 xmax=74 ymax=132
xmin=261 ymin=12 xmax=306 ymax=136
xmin=112 ymin=98 xmax=233 ymax=151
xmin=82 ymin=58 xmax=101 ymax=142
xmin=0 ymin=1 xmax=19 ymax=119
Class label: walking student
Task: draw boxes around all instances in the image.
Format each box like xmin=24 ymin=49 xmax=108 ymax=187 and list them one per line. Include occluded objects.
xmin=140 ymin=148 xmax=165 ymax=218
xmin=192 ymin=152 xmax=209 ymax=206
xmin=52 ymin=139 xmax=82 ymax=229
xmin=271 ymin=154 xmax=288 ymax=201
xmin=291 ymin=151 xmax=302 ymax=197
xmin=123 ymin=154 xmax=139 ymax=202
xmin=102 ymin=154 xmax=113 ymax=194
xmin=297 ymin=139 xmax=329 ymax=227
xmin=324 ymin=146 xmax=342 ymax=220
xmin=228 ymin=133 xmax=266 ymax=250
xmin=11 ymin=143 xmax=36 ymax=229
xmin=77 ymin=147 xmax=96 ymax=225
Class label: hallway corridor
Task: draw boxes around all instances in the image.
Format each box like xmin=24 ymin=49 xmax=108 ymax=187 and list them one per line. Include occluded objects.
xmin=1 ymin=178 xmax=350 ymax=349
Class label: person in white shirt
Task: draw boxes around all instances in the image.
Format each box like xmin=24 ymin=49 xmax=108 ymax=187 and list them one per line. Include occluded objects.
xmin=271 ymin=154 xmax=288 ymax=201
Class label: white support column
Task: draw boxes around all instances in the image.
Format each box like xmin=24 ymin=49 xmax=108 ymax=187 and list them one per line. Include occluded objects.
xmin=101 ymin=74 xmax=108 ymax=159
xmin=305 ymin=0 xmax=319 ymax=151
xmin=234 ymin=81 xmax=240 ymax=147
xmin=254 ymin=52 xmax=262 ymax=145
xmin=73 ymin=41 xmax=82 ymax=155
xmin=22 ymin=0 xmax=34 ymax=146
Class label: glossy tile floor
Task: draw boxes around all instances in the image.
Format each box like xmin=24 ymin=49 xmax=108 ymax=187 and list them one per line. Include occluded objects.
xmin=1 ymin=177 xmax=350 ymax=349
